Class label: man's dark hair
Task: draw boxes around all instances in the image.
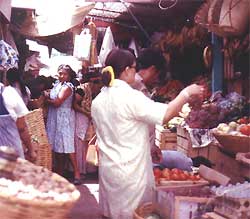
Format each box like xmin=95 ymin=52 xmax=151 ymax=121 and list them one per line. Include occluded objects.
xmin=136 ymin=48 xmax=166 ymax=80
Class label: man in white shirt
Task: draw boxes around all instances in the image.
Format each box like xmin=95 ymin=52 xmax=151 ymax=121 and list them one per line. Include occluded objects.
xmin=131 ymin=48 xmax=166 ymax=149
xmin=131 ymin=49 xmax=194 ymax=170
xmin=131 ymin=48 xmax=166 ymax=98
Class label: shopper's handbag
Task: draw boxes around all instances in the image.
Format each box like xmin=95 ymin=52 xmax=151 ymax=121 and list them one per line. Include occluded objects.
xmin=86 ymin=134 xmax=99 ymax=166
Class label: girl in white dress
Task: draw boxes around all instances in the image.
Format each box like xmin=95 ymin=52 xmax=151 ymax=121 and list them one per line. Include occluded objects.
xmin=46 ymin=64 xmax=80 ymax=184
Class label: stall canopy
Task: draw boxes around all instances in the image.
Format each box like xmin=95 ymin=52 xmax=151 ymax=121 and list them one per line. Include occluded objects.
xmin=86 ymin=0 xmax=205 ymax=32
xmin=11 ymin=0 xmax=95 ymax=37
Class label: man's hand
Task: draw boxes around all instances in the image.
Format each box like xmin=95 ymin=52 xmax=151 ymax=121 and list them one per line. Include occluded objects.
xmin=151 ymin=145 xmax=163 ymax=164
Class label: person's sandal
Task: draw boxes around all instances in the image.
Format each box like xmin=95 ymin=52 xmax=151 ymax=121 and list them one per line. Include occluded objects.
xmin=73 ymin=178 xmax=82 ymax=185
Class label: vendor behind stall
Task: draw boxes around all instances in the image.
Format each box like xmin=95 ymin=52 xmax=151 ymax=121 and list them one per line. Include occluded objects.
xmin=151 ymin=148 xmax=193 ymax=171
xmin=151 ymin=147 xmax=213 ymax=171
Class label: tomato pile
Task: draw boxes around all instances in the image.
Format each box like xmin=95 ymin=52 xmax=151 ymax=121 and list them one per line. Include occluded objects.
xmin=153 ymin=167 xmax=201 ymax=182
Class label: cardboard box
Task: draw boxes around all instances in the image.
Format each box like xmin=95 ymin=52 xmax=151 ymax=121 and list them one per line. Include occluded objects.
xmin=156 ymin=186 xmax=214 ymax=219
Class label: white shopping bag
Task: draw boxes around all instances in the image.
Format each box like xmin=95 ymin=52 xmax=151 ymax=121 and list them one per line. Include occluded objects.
xmin=73 ymin=29 xmax=92 ymax=61
xmin=99 ymin=26 xmax=116 ymax=66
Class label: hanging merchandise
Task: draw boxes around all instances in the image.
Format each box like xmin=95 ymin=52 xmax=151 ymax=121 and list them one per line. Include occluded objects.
xmin=128 ymin=38 xmax=139 ymax=57
xmin=73 ymin=28 xmax=92 ymax=61
xmin=0 ymin=40 xmax=19 ymax=70
xmin=219 ymin=0 xmax=249 ymax=37
xmin=99 ymin=26 xmax=116 ymax=66
xmin=87 ymin=20 xmax=98 ymax=65
xmin=195 ymin=0 xmax=249 ymax=37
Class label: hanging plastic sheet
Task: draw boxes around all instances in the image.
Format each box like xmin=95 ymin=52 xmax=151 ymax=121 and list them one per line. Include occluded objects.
xmin=99 ymin=26 xmax=116 ymax=66
xmin=0 ymin=40 xmax=19 ymax=70
xmin=73 ymin=29 xmax=92 ymax=61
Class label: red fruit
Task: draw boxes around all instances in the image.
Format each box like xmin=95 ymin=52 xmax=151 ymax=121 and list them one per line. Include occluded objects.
xmin=179 ymin=173 xmax=188 ymax=181
xmin=239 ymin=125 xmax=250 ymax=136
xmin=238 ymin=117 xmax=248 ymax=124
xmin=189 ymin=175 xmax=198 ymax=181
xmin=162 ymin=168 xmax=171 ymax=179
xmin=194 ymin=174 xmax=201 ymax=181
xmin=171 ymin=168 xmax=183 ymax=175
xmin=153 ymin=168 xmax=162 ymax=178
xmin=170 ymin=173 xmax=180 ymax=181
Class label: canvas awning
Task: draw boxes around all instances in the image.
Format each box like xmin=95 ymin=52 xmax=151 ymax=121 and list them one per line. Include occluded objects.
xmin=11 ymin=1 xmax=95 ymax=37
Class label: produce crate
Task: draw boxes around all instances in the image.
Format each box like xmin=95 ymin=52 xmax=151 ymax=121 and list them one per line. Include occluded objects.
xmin=176 ymin=126 xmax=210 ymax=158
xmin=156 ymin=186 xmax=214 ymax=219
xmin=208 ymin=145 xmax=245 ymax=184
xmin=155 ymin=125 xmax=177 ymax=150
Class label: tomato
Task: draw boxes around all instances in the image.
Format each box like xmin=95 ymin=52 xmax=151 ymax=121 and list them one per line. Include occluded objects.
xmin=238 ymin=117 xmax=248 ymax=124
xmin=162 ymin=168 xmax=171 ymax=179
xmin=183 ymin=170 xmax=191 ymax=176
xmin=170 ymin=173 xmax=180 ymax=181
xmin=171 ymin=168 xmax=183 ymax=175
xmin=194 ymin=174 xmax=201 ymax=181
xmin=239 ymin=124 xmax=250 ymax=136
xmin=179 ymin=173 xmax=188 ymax=181
xmin=189 ymin=175 xmax=198 ymax=181
xmin=153 ymin=168 xmax=162 ymax=178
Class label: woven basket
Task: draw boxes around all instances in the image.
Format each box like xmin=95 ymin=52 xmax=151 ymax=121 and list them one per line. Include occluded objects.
xmin=0 ymin=158 xmax=80 ymax=219
xmin=22 ymin=108 xmax=52 ymax=170
xmin=213 ymin=132 xmax=250 ymax=154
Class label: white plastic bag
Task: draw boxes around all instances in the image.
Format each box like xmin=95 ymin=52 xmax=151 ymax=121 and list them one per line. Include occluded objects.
xmin=99 ymin=26 xmax=116 ymax=66
xmin=73 ymin=29 xmax=92 ymax=61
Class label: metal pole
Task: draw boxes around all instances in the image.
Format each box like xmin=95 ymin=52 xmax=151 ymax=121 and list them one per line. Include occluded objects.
xmin=211 ymin=33 xmax=223 ymax=92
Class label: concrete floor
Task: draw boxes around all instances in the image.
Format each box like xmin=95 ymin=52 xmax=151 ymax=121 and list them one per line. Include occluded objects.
xmin=68 ymin=172 xmax=102 ymax=219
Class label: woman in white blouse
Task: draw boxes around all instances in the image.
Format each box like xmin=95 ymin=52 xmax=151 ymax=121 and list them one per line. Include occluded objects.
xmin=0 ymin=81 xmax=29 ymax=158
xmin=91 ymin=49 xmax=204 ymax=219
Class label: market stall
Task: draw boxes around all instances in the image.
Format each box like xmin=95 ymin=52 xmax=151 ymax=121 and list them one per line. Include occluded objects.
xmin=1 ymin=0 xmax=249 ymax=218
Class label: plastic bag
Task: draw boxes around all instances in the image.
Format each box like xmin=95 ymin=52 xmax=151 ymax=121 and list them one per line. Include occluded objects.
xmin=73 ymin=29 xmax=92 ymax=61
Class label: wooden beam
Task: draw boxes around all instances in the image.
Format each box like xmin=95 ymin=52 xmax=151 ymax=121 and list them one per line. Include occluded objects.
xmin=85 ymin=0 xmax=204 ymax=2
xmin=85 ymin=0 xmax=155 ymax=2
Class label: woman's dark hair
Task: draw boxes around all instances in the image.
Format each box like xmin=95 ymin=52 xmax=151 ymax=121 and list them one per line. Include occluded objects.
xmin=6 ymin=68 xmax=28 ymax=96
xmin=75 ymin=87 xmax=85 ymax=97
xmin=102 ymin=49 xmax=135 ymax=87
xmin=58 ymin=64 xmax=76 ymax=83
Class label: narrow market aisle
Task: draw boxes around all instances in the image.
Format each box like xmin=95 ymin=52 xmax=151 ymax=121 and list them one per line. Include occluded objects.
xmin=69 ymin=172 xmax=102 ymax=219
